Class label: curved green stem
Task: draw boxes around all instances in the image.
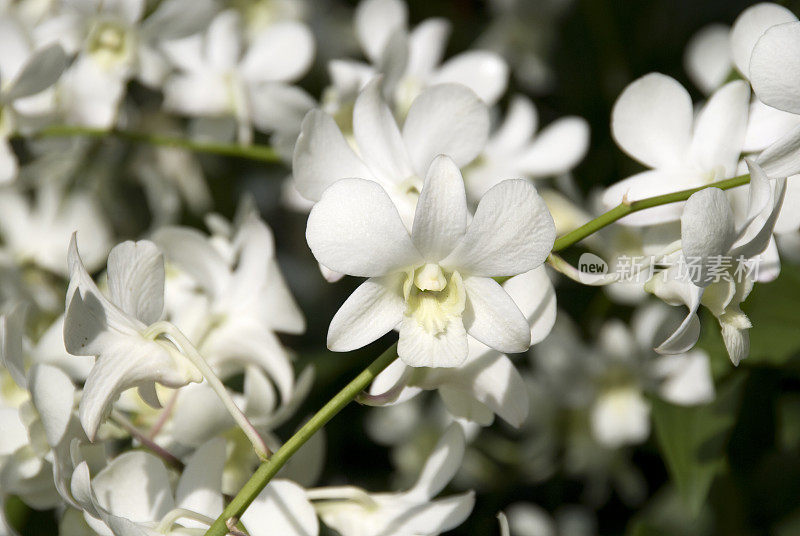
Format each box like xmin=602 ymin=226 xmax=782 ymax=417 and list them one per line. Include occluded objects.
xmin=36 ymin=125 xmax=281 ymax=162
xmin=552 ymin=173 xmax=751 ymax=252
xmin=204 ymin=342 xmax=398 ymax=536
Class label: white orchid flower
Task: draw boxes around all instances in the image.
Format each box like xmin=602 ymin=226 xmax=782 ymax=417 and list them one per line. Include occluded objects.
xmin=40 ymin=0 xmax=217 ymax=128
xmin=65 ymin=235 xmax=271 ymax=458
xmin=726 ymin=3 xmax=800 ymax=234
xmin=533 ymin=308 xmax=715 ymax=449
xmin=365 ymin=266 xmax=556 ymax=427
xmin=71 ymin=438 xmax=223 ymax=535
xmin=306 ymin=154 xmax=555 ymax=368
xmin=310 ymin=423 xmax=474 ymax=536
xmin=464 ymin=95 xmax=590 ymax=201
xmin=0 ymin=182 xmax=111 ymax=277
xmin=154 ymin=208 xmax=305 ymax=403
xmin=601 ymin=73 xmax=749 ymax=225
xmin=294 ymin=77 xmax=489 ymax=226
xmin=64 ymin=235 xmax=203 ymax=440
xmin=647 ymin=160 xmax=787 ymax=364
xmin=681 ymin=8 xmax=800 ymax=238
xmin=66 ymin=436 xmax=318 ymax=536
xmin=0 ymin=14 xmax=67 ymax=183
xmin=682 ymin=6 xmax=800 ymax=155
xmin=162 ymin=9 xmax=316 ymax=145
xmin=324 ymin=0 xmax=508 ymax=118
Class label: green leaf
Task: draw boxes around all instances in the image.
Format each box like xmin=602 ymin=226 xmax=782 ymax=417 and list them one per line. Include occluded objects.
xmin=741 ymin=263 xmax=800 ymax=366
xmin=650 ymin=373 xmax=746 ymax=517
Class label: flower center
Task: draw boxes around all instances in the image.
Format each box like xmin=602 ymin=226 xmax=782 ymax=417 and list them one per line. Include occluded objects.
xmin=87 ymin=19 xmax=134 ymax=70
xmin=403 ymin=264 xmax=466 ymax=335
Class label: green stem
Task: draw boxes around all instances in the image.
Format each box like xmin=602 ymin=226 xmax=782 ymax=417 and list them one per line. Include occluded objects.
xmin=35 ymin=125 xmax=281 ymax=162
xmin=552 ymin=173 xmax=751 ymax=252
xmin=204 ymin=342 xmax=398 ymax=536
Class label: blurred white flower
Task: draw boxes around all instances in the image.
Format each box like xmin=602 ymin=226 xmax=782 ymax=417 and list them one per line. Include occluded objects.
xmin=684 ymin=23 xmax=732 ymax=96
xmin=41 ymin=0 xmax=217 ymax=128
xmin=0 ymin=305 xmax=81 ymax=511
xmin=310 ymin=424 xmax=474 ymax=536
xmin=475 ymin=0 xmax=575 ymax=95
xmin=154 ymin=206 xmax=305 ymax=403
xmin=162 ymin=9 xmax=315 ymax=144
xmin=0 ymin=182 xmax=111 ymax=277
xmin=602 ymin=73 xmax=749 ymax=225
xmin=532 ymin=306 xmax=715 ymax=450
xmin=731 ymin=3 xmax=800 ymax=236
xmin=294 ymin=77 xmax=489 ymax=226
xmin=324 ymin=0 xmax=508 ymax=118
xmin=464 ymin=95 xmax=589 ymax=201
xmin=306 ymin=155 xmax=555 ymax=367
xmin=0 ymin=14 xmax=67 ymax=182
xmin=502 ymin=501 xmax=596 ymax=536
xmin=590 ymin=385 xmax=650 ymax=449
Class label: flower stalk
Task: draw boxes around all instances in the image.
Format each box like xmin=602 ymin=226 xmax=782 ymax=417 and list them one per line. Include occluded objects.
xmin=35 ymin=125 xmax=281 ymax=162
xmin=552 ymin=173 xmax=752 ymax=252
xmin=204 ymin=342 xmax=399 ymax=536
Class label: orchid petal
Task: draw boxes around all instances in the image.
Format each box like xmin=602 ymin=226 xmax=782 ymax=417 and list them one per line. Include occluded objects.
xmin=355 ymin=0 xmax=407 ymax=63
xmin=241 ymin=22 xmax=315 ymax=83
xmin=407 ymin=424 xmax=465 ymax=500
xmin=29 ymin=364 xmax=75 ymax=447
xmin=731 ymin=3 xmax=797 ymax=76
xmin=106 ymin=240 xmax=165 ymax=325
xmin=242 ymin=480 xmax=319 ymax=536
xmin=432 ymin=50 xmax=508 ymax=105
xmin=684 ymin=24 xmax=732 ymax=95
xmin=411 ymin=155 xmax=469 ymax=260
xmin=612 ymin=73 xmax=693 ymax=169
xmin=353 ymin=78 xmax=414 ymax=184
xmin=402 ymin=84 xmax=489 ymax=174
xmin=328 ymin=275 xmax=405 ymax=352
xmin=681 ymin=187 xmax=736 ymax=286
xmin=306 ymin=178 xmax=421 ymax=277
xmin=175 ymin=438 xmax=225 ymax=521
xmin=443 ymin=179 xmax=554 ymax=277
xmin=463 ymin=276 xmax=531 ymax=354
xmin=689 ymin=80 xmax=749 ymax=175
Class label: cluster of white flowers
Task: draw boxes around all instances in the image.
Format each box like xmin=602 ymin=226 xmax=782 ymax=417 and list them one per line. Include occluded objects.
xmin=0 ymin=0 xmax=798 ymax=535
